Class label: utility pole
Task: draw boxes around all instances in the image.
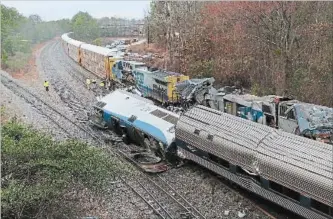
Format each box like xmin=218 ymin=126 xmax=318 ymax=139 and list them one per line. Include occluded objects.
xmin=146 ymin=15 xmax=150 ymax=47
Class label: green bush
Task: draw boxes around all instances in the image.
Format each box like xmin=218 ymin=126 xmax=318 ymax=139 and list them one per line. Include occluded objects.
xmin=93 ymin=38 xmax=102 ymax=46
xmin=5 ymin=52 xmax=30 ymax=71
xmin=1 ymin=120 xmax=126 ymax=219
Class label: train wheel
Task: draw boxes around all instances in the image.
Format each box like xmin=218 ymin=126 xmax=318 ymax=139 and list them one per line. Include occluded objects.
xmin=122 ymin=134 xmax=131 ymax=144
xmin=121 ymin=127 xmax=131 ymax=144
xmin=165 ymin=143 xmax=180 ymax=165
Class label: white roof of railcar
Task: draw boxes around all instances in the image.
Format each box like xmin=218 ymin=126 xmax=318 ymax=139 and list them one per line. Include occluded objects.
xmin=102 ymin=89 xmax=154 ymax=105
xmin=61 ymin=32 xmax=84 ymax=47
xmin=178 ymin=105 xmax=333 ymax=206
xmin=61 ymin=33 xmax=71 ymax=42
xmin=99 ymin=90 xmax=179 ymax=145
xmin=68 ymin=39 xmax=84 ymax=47
xmin=223 ymin=94 xmax=262 ymax=107
xmin=81 ymin=43 xmax=120 ymax=57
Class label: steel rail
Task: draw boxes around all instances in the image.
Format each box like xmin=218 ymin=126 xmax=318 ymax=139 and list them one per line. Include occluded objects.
xmin=119 ymin=176 xmax=167 ymax=219
xmin=1 ymin=75 xmax=71 ymax=137
xmin=155 ymin=175 xmax=206 ymax=219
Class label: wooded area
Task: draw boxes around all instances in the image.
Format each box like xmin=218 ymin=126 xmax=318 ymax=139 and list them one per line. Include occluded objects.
xmin=1 ymin=4 xmax=72 ymax=70
xmin=0 ymin=5 xmax=140 ymax=70
xmin=1 ymin=2 xmax=332 ymax=106
xmin=147 ymin=2 xmax=333 ymax=106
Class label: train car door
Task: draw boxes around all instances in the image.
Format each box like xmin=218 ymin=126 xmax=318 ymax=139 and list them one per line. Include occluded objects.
xmin=278 ymin=103 xmax=298 ymax=134
xmin=224 ymin=100 xmax=233 ymax=114
xmin=108 ymin=58 xmax=117 ymax=80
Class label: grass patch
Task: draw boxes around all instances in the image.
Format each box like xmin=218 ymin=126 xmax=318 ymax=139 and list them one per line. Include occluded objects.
xmin=1 ymin=119 xmax=130 ymax=219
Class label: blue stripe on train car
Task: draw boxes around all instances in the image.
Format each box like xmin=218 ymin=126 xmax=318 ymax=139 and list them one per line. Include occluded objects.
xmin=137 ymin=84 xmax=152 ymax=98
xmin=112 ymin=67 xmax=123 ymax=80
xmin=103 ymin=110 xmax=168 ymax=144
xmin=250 ymin=109 xmax=264 ymax=123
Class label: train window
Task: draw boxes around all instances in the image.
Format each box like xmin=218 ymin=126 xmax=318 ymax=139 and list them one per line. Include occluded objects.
xmin=269 ymin=180 xmax=283 ymax=193
xmin=262 ymin=104 xmax=271 ymax=114
xmin=268 ymin=180 xmax=300 ymax=202
xmin=225 ymin=102 xmax=233 ymax=114
xmin=265 ymin=114 xmax=275 ymax=127
xmin=154 ymin=79 xmax=168 ymax=86
xmin=207 ymin=134 xmax=214 ymax=141
xmin=282 ymin=186 xmax=300 ymax=201
xmin=194 ymin=129 xmax=200 ymax=135
xmin=236 ymin=105 xmax=245 ymax=117
xmin=208 ymin=153 xmax=230 ymax=168
xmin=279 ymin=105 xmax=289 ymax=117
xmin=286 ymin=108 xmax=295 ymax=120
xmin=128 ymin=115 xmax=137 ymax=123
xmin=311 ymin=199 xmax=331 ymax=216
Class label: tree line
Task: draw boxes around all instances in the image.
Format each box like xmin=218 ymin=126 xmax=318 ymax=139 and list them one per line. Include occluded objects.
xmin=147 ymin=2 xmax=333 ymax=107
xmin=1 ymin=5 xmax=72 ymax=69
xmin=1 ymin=5 xmax=141 ymax=70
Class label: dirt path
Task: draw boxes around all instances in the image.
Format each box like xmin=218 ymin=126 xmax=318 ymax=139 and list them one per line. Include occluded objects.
xmin=8 ymin=41 xmax=49 ymax=83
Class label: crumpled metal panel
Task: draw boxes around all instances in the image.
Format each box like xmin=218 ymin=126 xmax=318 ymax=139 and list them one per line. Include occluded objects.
xmin=176 ymin=105 xmax=333 ymax=207
xmin=294 ymin=103 xmax=333 ymax=133
xmin=175 ymin=78 xmax=215 ymax=101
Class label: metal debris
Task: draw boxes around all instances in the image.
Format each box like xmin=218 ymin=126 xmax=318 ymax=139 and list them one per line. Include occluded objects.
xmin=238 ymin=210 xmax=246 ymax=218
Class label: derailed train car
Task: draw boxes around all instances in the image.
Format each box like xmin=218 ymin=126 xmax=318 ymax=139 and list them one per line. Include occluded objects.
xmin=80 ymin=44 xmax=120 ymax=80
xmin=133 ymin=68 xmax=189 ymax=104
xmin=90 ymin=89 xmax=179 ymax=157
xmin=90 ymin=90 xmax=333 ymax=218
xmin=176 ymin=105 xmax=333 ymax=219
xmin=61 ymin=33 xmax=122 ymax=81
xmin=61 ymin=33 xmax=84 ymax=62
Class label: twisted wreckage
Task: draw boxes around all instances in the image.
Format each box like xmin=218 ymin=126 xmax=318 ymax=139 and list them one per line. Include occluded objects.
xmin=175 ymin=78 xmax=333 ymax=144
xmin=89 ymin=89 xmax=333 ymax=219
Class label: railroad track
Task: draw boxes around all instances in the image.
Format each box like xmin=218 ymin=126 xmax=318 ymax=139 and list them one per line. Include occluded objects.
xmin=1 ymin=73 xmax=73 ymax=138
xmin=52 ymin=41 xmax=281 ymax=219
xmin=1 ymin=72 xmax=105 ymax=143
xmin=118 ymin=174 xmax=205 ymax=219
xmin=1 ymin=70 xmax=206 ymax=219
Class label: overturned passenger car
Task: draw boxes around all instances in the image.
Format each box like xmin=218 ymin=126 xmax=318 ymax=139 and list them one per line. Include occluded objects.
xmin=89 ymin=89 xmax=179 ymax=162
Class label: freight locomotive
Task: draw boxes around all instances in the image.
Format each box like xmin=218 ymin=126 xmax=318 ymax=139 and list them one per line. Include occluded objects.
xmin=61 ymin=32 xmax=333 ymax=144
xmin=61 ymin=33 xmax=189 ymax=104
xmin=90 ymin=89 xmax=333 ymax=219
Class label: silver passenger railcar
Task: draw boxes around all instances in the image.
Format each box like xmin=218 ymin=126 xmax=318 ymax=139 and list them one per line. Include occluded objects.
xmin=176 ymin=105 xmax=333 ymax=219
